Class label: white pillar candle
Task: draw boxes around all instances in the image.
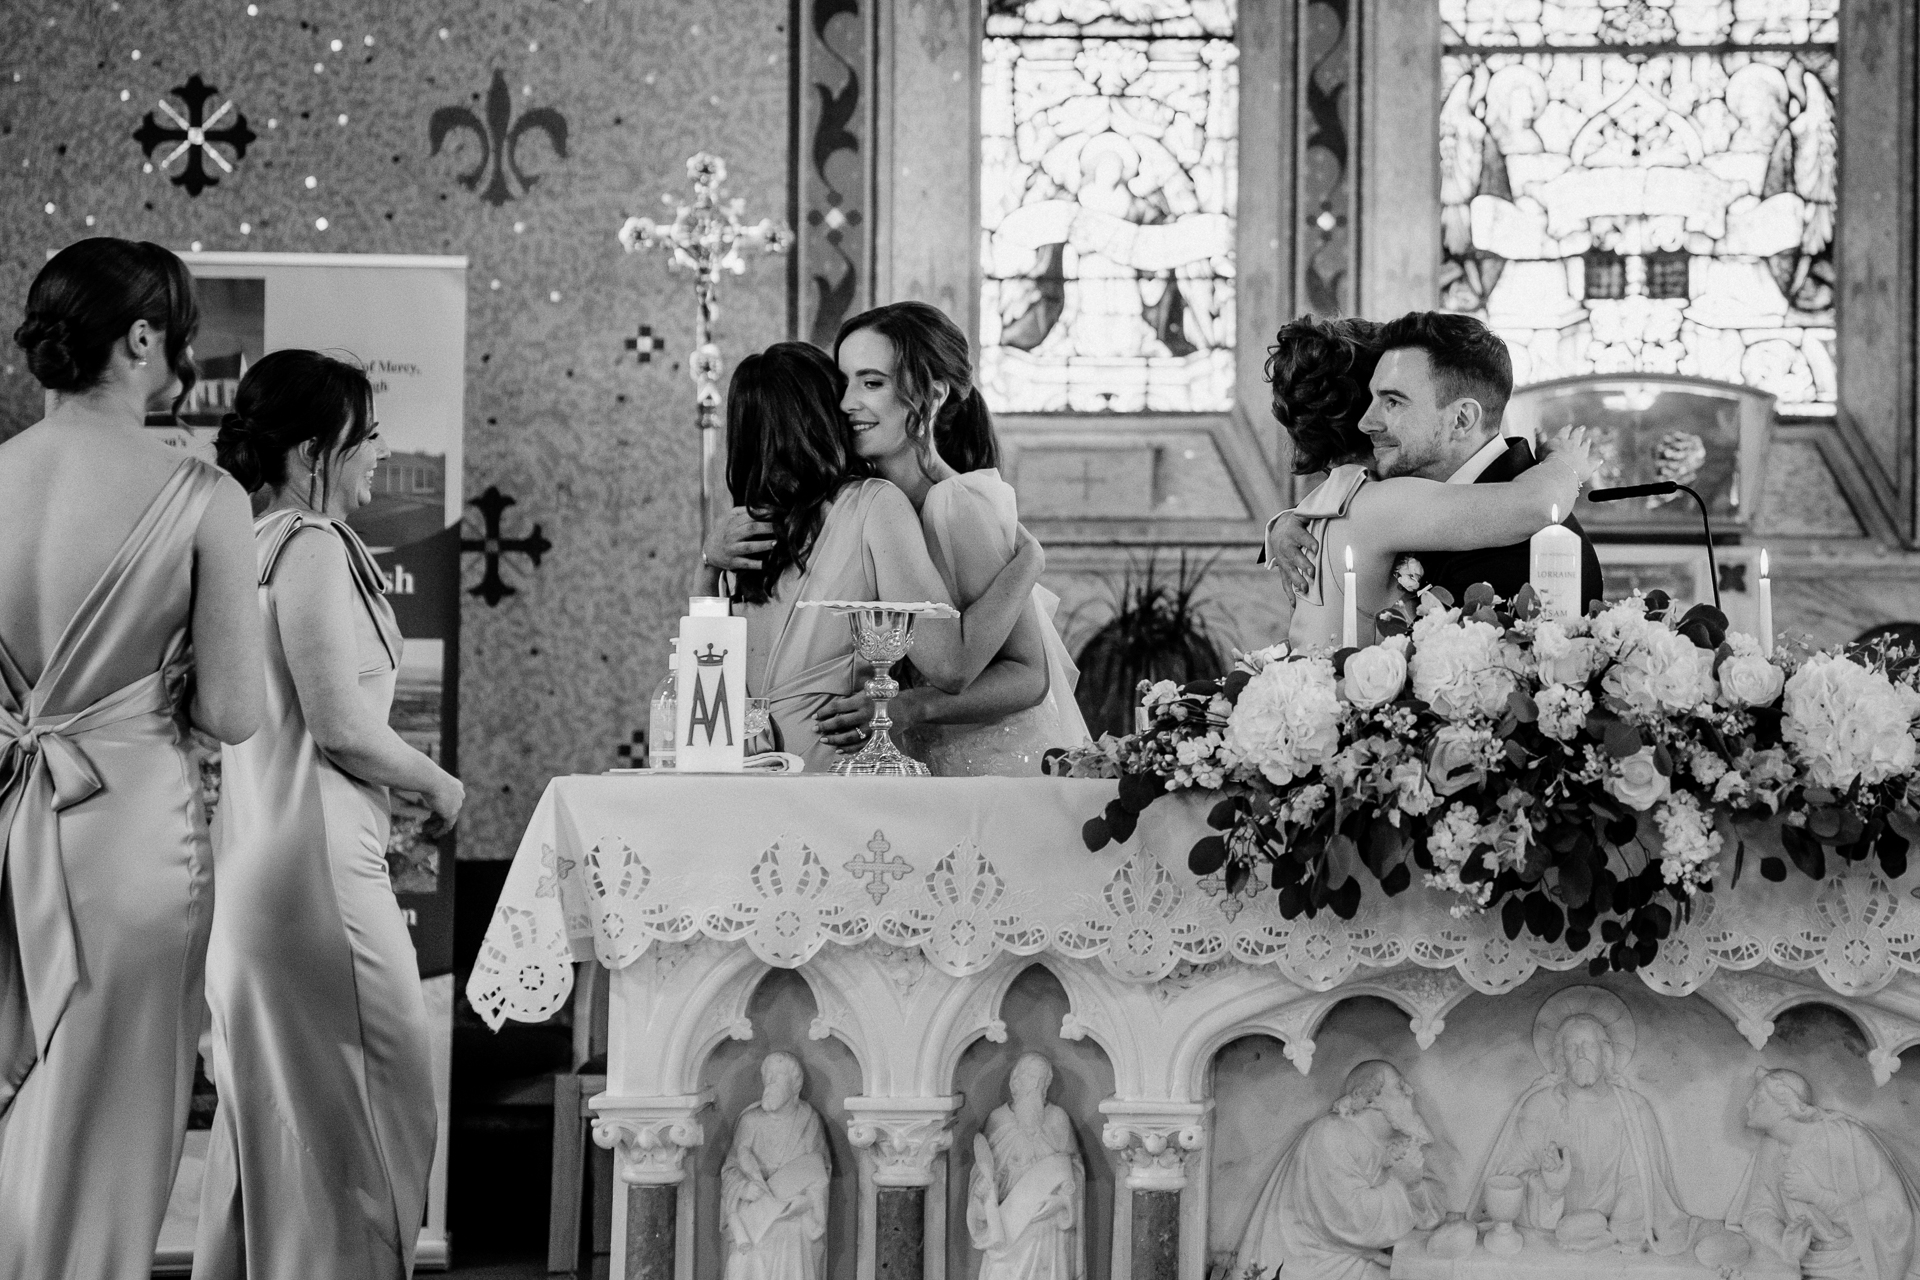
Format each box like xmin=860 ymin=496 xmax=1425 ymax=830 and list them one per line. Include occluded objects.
xmin=1528 ymin=505 xmax=1582 ymax=622
xmin=1342 ymin=545 xmax=1359 ymax=649
xmin=1757 ymin=548 xmax=1774 ymax=658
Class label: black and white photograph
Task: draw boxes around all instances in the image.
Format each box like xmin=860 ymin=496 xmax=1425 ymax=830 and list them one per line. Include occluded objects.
xmin=5 ymin=2 xmax=1920 ymax=1279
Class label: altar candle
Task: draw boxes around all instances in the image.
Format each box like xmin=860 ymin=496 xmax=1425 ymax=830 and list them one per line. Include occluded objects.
xmin=1757 ymin=549 xmax=1774 ymax=658
xmin=1529 ymin=505 xmax=1582 ymax=622
xmin=1341 ymin=545 xmax=1358 ymax=649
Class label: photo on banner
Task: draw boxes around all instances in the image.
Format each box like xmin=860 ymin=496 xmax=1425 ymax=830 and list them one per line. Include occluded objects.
xmin=146 ymin=251 xmax=467 ymax=1273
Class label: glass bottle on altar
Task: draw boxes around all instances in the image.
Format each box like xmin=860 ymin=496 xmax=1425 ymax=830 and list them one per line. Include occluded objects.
xmin=648 ymin=638 xmax=679 ymax=770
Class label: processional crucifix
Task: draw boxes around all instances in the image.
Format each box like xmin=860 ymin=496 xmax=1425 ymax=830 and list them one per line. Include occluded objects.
xmin=618 ymin=153 xmax=792 ymax=539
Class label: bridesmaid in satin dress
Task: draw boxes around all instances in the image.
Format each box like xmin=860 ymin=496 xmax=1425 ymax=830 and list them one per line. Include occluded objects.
xmin=0 ymin=239 xmax=264 ymax=1279
xmin=196 ymin=351 xmax=462 ymax=1279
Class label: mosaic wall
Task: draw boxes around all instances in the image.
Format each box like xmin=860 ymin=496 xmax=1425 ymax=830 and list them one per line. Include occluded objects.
xmin=0 ymin=0 xmax=792 ymax=861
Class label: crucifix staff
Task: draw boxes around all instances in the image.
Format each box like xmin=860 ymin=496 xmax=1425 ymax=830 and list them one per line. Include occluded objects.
xmin=618 ymin=153 xmax=792 ymax=539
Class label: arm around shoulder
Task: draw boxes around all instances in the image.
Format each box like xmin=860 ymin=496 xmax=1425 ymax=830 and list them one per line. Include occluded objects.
xmin=1353 ymin=456 xmax=1581 ymax=553
xmin=189 ymin=475 xmax=265 ymax=744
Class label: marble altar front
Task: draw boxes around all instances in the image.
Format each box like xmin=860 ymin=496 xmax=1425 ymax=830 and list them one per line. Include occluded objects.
xmin=469 ymin=775 xmax=1920 ymax=1280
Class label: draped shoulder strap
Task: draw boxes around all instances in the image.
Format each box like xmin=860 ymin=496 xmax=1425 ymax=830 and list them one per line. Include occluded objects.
xmin=255 ymin=510 xmax=400 ymax=668
xmin=1293 ymin=464 xmax=1371 ymax=520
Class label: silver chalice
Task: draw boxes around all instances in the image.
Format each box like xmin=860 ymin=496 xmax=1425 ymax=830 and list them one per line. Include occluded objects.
xmin=797 ymin=600 xmax=958 ymax=776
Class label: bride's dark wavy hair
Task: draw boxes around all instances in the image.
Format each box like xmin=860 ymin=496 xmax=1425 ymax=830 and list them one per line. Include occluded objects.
xmin=725 ymin=342 xmax=869 ymax=606
xmin=834 ymin=301 xmax=998 ymax=474
xmin=1266 ymin=314 xmax=1383 ymax=475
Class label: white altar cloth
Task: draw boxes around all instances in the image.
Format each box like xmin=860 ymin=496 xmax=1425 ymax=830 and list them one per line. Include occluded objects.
xmin=1389 ymin=1227 xmax=1795 ymax=1280
xmin=466 ymin=775 xmax=1920 ymax=1032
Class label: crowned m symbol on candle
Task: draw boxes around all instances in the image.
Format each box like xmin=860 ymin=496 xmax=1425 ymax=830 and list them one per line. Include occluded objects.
xmin=686 ymin=643 xmax=734 ymax=746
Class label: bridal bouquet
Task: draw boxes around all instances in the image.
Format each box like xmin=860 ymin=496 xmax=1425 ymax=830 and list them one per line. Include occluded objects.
xmin=1049 ymin=586 xmax=1920 ymax=975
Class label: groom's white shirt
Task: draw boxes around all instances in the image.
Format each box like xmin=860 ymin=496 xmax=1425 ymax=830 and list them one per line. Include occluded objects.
xmin=1446 ymin=434 xmax=1514 ymax=485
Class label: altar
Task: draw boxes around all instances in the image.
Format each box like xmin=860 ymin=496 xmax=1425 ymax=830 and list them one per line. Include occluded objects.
xmin=469 ymin=775 xmax=1920 ymax=1280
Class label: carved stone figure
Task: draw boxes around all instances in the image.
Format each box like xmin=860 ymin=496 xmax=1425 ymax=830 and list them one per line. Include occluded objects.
xmin=966 ymin=1052 xmax=1085 ymax=1280
xmin=721 ymin=1052 xmax=830 ymax=1280
xmin=1734 ymin=1068 xmax=1920 ymax=1280
xmin=1474 ymin=987 xmax=1701 ymax=1254
xmin=1234 ymin=1060 xmax=1446 ymax=1280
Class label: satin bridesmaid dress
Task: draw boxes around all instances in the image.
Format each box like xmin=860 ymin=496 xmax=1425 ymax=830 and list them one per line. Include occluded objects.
xmin=749 ymin=477 xmax=894 ymax=773
xmin=193 ymin=510 xmax=436 ymax=1279
xmin=0 ymin=456 xmax=224 ymax=1280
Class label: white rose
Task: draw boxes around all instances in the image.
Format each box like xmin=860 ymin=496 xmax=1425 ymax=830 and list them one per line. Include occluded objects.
xmin=1221 ymin=656 xmax=1343 ymax=786
xmin=1607 ymin=747 xmax=1671 ymax=812
xmin=1343 ymin=645 xmax=1409 ymax=709
xmin=1411 ymin=613 xmax=1520 ymax=721
xmin=1718 ymin=651 xmax=1785 ymax=709
xmin=1428 ymin=725 xmax=1490 ymax=797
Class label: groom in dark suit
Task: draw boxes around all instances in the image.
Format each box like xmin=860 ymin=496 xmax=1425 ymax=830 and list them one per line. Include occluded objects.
xmin=1267 ymin=311 xmax=1603 ymax=612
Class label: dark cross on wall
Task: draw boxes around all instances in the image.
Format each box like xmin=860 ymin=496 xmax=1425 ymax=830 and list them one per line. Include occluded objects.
xmin=133 ymin=75 xmax=257 ymax=196
xmin=626 ymin=324 xmax=667 ymax=364
xmin=461 ymin=486 xmax=553 ymax=607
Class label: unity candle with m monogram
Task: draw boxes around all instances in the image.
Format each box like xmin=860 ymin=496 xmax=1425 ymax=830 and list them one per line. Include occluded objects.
xmin=675 ymin=597 xmax=746 ymax=772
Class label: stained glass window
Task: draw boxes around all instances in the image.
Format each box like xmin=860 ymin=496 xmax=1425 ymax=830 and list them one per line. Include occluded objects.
xmin=1439 ymin=0 xmax=1839 ymax=416
xmin=980 ymin=0 xmax=1238 ymax=413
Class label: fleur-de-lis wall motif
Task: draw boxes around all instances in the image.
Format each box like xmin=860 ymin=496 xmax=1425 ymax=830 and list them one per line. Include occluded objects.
xmin=133 ymin=75 xmax=257 ymax=197
xmin=428 ymin=69 xmax=568 ymax=206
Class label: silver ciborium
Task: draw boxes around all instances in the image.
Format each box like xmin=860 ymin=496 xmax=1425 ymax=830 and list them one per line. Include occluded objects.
xmin=797 ymin=600 xmax=958 ymax=776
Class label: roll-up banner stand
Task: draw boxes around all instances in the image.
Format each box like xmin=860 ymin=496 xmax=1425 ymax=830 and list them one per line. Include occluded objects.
xmin=147 ymin=253 xmax=466 ymax=1272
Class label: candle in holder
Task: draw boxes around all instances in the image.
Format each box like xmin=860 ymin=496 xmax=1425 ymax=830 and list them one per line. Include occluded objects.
xmin=1342 ymin=545 xmax=1358 ymax=649
xmin=1528 ymin=505 xmax=1582 ymax=621
xmin=1757 ymin=548 xmax=1774 ymax=658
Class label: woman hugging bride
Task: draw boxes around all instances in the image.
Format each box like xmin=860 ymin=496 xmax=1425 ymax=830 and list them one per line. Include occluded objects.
xmin=700 ymin=302 xmax=1089 ymax=776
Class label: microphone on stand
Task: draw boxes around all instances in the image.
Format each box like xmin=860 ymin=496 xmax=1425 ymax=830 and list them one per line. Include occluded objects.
xmin=1586 ymin=481 xmax=1721 ymax=610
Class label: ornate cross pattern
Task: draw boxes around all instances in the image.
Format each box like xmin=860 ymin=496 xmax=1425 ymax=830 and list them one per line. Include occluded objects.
xmin=844 ymin=830 xmax=912 ymax=905
xmin=428 ymin=70 xmax=569 ymax=207
xmin=133 ymin=75 xmax=257 ymax=197
xmin=625 ymin=324 xmax=666 ymax=364
xmin=460 ymin=486 xmax=552 ymax=607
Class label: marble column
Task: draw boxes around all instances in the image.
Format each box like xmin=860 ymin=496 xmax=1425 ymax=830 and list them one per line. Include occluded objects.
xmin=592 ymin=1092 xmax=711 ymax=1280
xmin=845 ymin=1096 xmax=959 ymax=1280
xmin=1101 ymin=1100 xmax=1212 ymax=1280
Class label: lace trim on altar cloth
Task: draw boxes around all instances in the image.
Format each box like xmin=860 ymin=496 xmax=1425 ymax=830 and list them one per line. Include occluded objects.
xmin=466 ymin=827 xmax=1920 ymax=1029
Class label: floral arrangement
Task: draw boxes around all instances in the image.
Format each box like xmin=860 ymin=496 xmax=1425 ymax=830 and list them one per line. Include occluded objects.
xmin=1046 ymin=586 xmax=1920 ymax=975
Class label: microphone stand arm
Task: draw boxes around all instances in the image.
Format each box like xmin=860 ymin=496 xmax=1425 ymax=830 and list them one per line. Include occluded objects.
xmin=1674 ymin=484 xmax=1721 ymax=612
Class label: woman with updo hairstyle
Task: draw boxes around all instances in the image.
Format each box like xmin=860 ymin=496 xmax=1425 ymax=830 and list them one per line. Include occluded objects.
xmin=695 ymin=342 xmax=1046 ymax=772
xmin=823 ymin=301 xmax=1090 ymax=774
xmin=0 ymin=237 xmax=264 ymax=1277
xmin=1266 ymin=314 xmax=1383 ymax=476
xmin=196 ymin=348 xmax=455 ymax=1278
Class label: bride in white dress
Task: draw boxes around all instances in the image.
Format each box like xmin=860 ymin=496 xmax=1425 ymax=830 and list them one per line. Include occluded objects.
xmin=819 ymin=302 xmax=1090 ymax=775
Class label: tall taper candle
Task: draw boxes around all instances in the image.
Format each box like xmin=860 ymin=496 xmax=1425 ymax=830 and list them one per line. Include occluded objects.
xmin=1757 ymin=548 xmax=1774 ymax=658
xmin=1528 ymin=505 xmax=1582 ymax=621
xmin=1342 ymin=545 xmax=1359 ymax=648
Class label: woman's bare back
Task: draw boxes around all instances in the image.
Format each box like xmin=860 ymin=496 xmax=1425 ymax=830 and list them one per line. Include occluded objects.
xmin=0 ymin=419 xmax=196 ymax=684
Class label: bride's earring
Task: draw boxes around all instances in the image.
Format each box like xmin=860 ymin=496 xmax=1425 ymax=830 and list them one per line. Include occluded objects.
xmin=135 ymin=359 xmax=148 ymax=368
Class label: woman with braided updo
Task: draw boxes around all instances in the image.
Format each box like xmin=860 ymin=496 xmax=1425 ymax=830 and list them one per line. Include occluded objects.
xmin=0 ymin=238 xmax=263 ymax=1278
xmin=197 ymin=349 xmax=455 ymax=1279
